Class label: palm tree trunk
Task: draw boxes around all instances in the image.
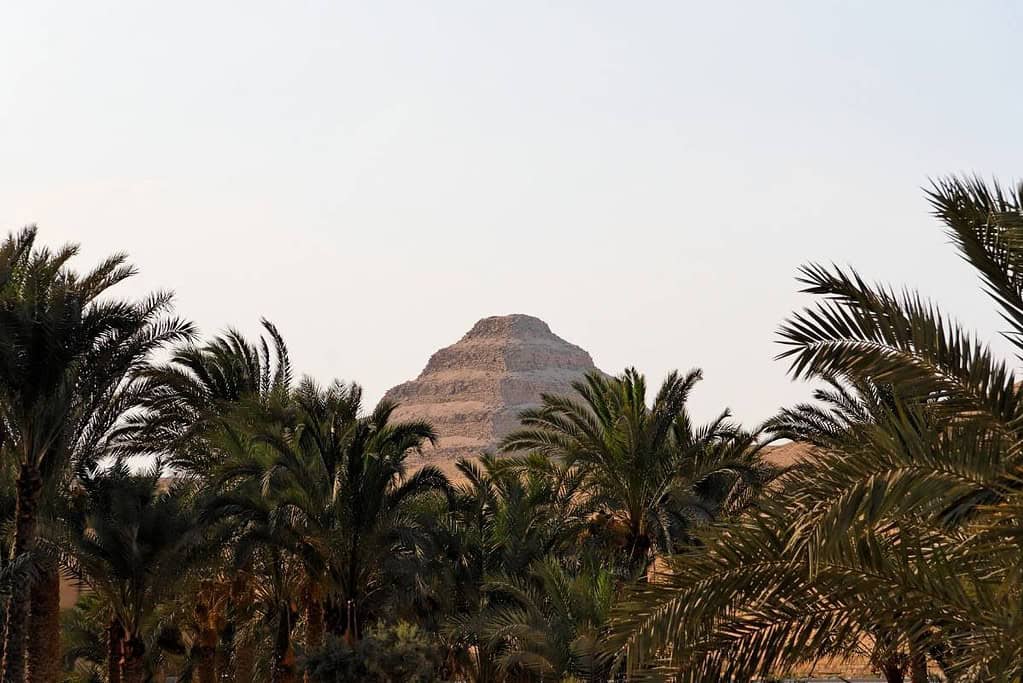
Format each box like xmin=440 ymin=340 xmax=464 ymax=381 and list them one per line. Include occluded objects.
xmin=305 ymin=593 xmax=324 ymax=649
xmin=626 ymin=517 xmax=651 ymax=573
xmin=302 ymin=593 xmax=324 ymax=683
xmin=195 ymin=601 xmax=218 ymax=683
xmin=2 ymin=462 xmax=43 ymax=683
xmin=107 ymin=619 xmax=124 ymax=683
xmin=27 ymin=563 xmax=61 ymax=683
xmin=195 ymin=631 xmax=217 ymax=683
xmin=323 ymin=598 xmax=342 ymax=637
xmin=216 ymin=621 xmax=232 ymax=683
xmin=120 ymin=635 xmax=146 ymax=683
xmin=233 ymin=637 xmax=255 ymax=683
xmin=270 ymin=611 xmax=295 ymax=683
xmin=910 ymin=643 xmax=928 ymax=683
xmin=880 ymin=661 xmax=906 ymax=683
xmin=344 ymin=539 xmax=360 ymax=644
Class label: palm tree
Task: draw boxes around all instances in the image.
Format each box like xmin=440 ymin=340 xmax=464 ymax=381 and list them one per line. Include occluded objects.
xmin=62 ymin=460 xmax=206 ymax=683
xmin=501 ymin=368 xmax=773 ymax=572
xmin=766 ymin=379 xmax=938 ymax=682
xmin=203 ymin=479 xmax=302 ymax=683
xmin=0 ymin=227 xmax=193 ymax=682
xmin=118 ymin=318 xmax=292 ymax=474
xmin=441 ymin=454 xmax=590 ymax=682
xmin=483 ymin=557 xmax=616 ymax=682
xmin=59 ymin=593 xmax=107 ymax=683
xmin=285 ymin=382 xmax=448 ymax=642
xmin=117 ymin=320 xmax=294 ymax=680
xmin=607 ymin=177 xmax=1023 ymax=681
xmin=204 ymin=379 xmax=448 ymax=680
xmin=609 ymin=383 xmax=968 ymax=681
xmin=187 ymin=383 xmax=304 ymax=683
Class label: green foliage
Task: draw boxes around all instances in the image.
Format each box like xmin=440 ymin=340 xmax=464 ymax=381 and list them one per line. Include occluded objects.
xmin=204 ymin=376 xmax=449 ymax=634
xmin=482 ymin=557 xmax=616 ymax=681
xmin=13 ymin=182 xmax=1022 ymax=683
xmin=60 ymin=593 xmax=107 ymax=679
xmin=117 ymin=318 xmax=293 ymax=472
xmin=501 ymin=368 xmax=775 ymax=572
xmin=607 ymin=176 xmax=1023 ymax=682
xmin=62 ymin=460 xmax=205 ymax=640
xmin=301 ymin=622 xmax=445 ymax=683
xmin=440 ymin=455 xmax=595 ymax=681
xmin=0 ymin=225 xmax=193 ymax=479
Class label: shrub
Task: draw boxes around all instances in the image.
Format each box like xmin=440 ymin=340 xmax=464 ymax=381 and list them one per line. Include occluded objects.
xmin=302 ymin=621 xmax=444 ymax=682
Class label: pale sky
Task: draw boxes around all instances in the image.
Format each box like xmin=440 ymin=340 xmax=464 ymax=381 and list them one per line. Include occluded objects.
xmin=2 ymin=2 xmax=1021 ymax=426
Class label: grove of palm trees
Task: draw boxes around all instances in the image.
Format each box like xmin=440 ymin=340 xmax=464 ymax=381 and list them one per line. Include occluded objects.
xmin=1 ymin=176 xmax=1022 ymax=682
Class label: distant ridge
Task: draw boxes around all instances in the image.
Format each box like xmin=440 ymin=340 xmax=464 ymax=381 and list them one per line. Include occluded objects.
xmin=384 ymin=314 xmax=601 ymax=478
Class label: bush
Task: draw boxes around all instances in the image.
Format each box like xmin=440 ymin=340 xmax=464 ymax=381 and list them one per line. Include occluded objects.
xmin=302 ymin=621 xmax=445 ymax=683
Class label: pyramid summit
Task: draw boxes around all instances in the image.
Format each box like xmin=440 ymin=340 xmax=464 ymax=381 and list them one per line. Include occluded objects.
xmin=384 ymin=314 xmax=601 ymax=477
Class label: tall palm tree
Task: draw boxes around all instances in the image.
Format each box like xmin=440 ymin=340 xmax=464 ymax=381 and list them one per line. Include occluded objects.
xmin=444 ymin=454 xmax=589 ymax=593
xmin=0 ymin=227 xmax=192 ymax=682
xmin=441 ymin=454 xmax=589 ymax=683
xmin=204 ymin=380 xmax=447 ymax=679
xmin=62 ymin=460 xmax=206 ymax=683
xmin=117 ymin=320 xmax=294 ymax=680
xmin=118 ymin=318 xmax=292 ymax=474
xmin=501 ymin=368 xmax=773 ymax=572
xmin=286 ymin=383 xmax=448 ymax=641
xmin=610 ymin=385 xmax=964 ymax=681
xmin=202 ymin=473 xmax=303 ymax=683
xmin=608 ymin=177 xmax=1023 ymax=681
xmin=765 ymin=379 xmax=938 ymax=682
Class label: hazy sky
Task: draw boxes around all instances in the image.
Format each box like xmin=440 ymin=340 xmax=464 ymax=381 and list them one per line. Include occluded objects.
xmin=2 ymin=2 xmax=1021 ymax=425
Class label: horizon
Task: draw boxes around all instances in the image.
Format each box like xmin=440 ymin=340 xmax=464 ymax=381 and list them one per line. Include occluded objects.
xmin=3 ymin=2 xmax=1022 ymax=425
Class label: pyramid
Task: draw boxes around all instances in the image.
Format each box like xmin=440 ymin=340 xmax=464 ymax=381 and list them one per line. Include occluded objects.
xmin=384 ymin=314 xmax=601 ymax=478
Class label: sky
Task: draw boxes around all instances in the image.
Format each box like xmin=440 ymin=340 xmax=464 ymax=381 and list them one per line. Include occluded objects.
xmin=2 ymin=1 xmax=1022 ymax=425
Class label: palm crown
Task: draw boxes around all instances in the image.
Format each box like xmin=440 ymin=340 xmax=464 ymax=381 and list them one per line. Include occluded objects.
xmin=608 ymin=177 xmax=1023 ymax=682
xmin=501 ymin=368 xmax=772 ymax=571
xmin=0 ymin=226 xmax=192 ymax=682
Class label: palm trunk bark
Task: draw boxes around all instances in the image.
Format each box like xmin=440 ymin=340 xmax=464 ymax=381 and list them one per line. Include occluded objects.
xmin=27 ymin=563 xmax=61 ymax=683
xmin=303 ymin=593 xmax=324 ymax=683
xmin=910 ymin=644 xmax=928 ymax=683
xmin=195 ymin=600 xmax=218 ymax=683
xmin=120 ymin=635 xmax=146 ymax=683
xmin=270 ymin=610 xmax=295 ymax=683
xmin=107 ymin=619 xmax=124 ymax=683
xmin=344 ymin=538 xmax=360 ymax=644
xmin=227 ymin=576 xmax=254 ymax=683
xmin=216 ymin=621 xmax=232 ymax=683
xmin=195 ymin=635 xmax=217 ymax=683
xmin=2 ymin=462 xmax=43 ymax=683
xmin=323 ymin=598 xmax=342 ymax=637
xmin=880 ymin=661 xmax=906 ymax=683
xmin=304 ymin=584 xmax=324 ymax=648
xmin=626 ymin=518 xmax=650 ymax=573
xmin=233 ymin=637 xmax=255 ymax=683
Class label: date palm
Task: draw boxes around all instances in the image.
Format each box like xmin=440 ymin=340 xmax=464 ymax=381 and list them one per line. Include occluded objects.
xmin=62 ymin=460 xmax=205 ymax=683
xmin=116 ymin=320 xmax=294 ymax=680
xmin=608 ymin=177 xmax=1023 ymax=681
xmin=482 ymin=557 xmax=616 ymax=683
xmin=202 ymin=474 xmax=303 ymax=683
xmin=444 ymin=454 xmax=589 ymax=590
xmin=204 ymin=378 xmax=447 ymax=680
xmin=289 ymin=379 xmax=447 ymax=642
xmin=0 ymin=227 xmax=192 ymax=682
xmin=441 ymin=454 xmax=589 ymax=682
xmin=501 ymin=368 xmax=773 ymax=572
xmin=118 ymin=318 xmax=292 ymax=474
